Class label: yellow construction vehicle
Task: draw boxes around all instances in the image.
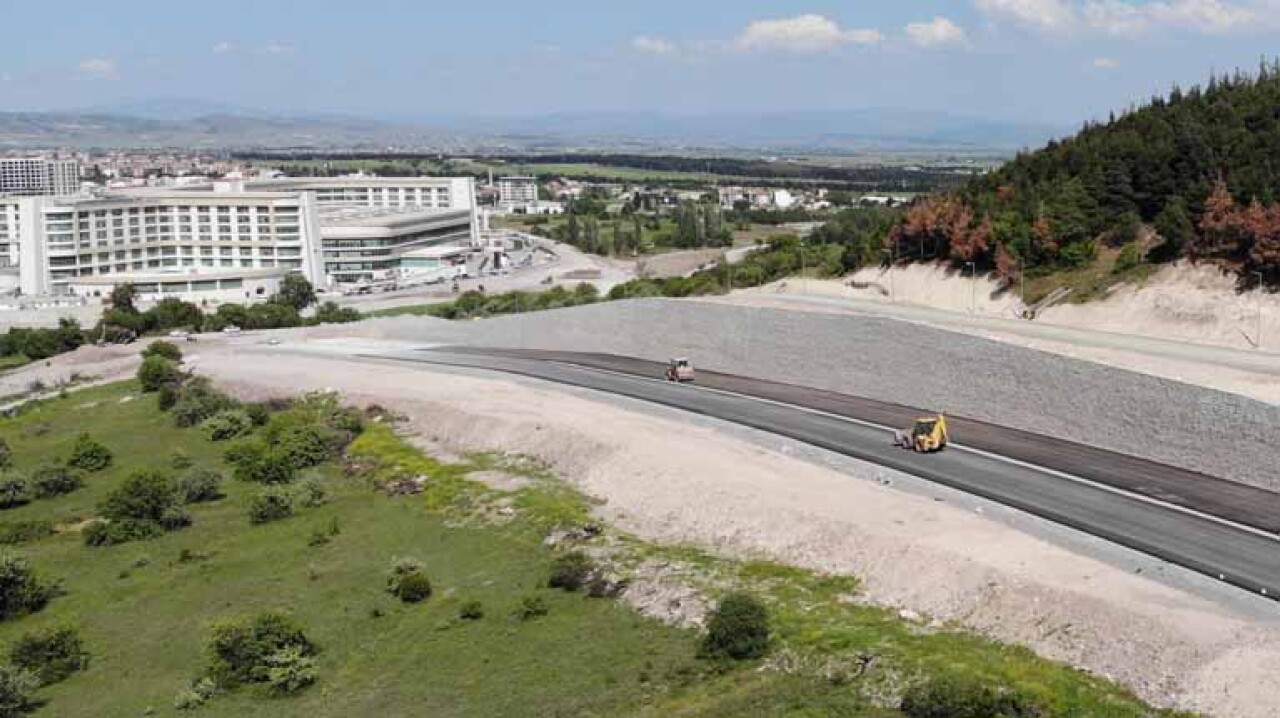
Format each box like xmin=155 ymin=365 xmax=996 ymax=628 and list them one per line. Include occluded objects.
xmin=894 ymin=414 xmax=949 ymax=453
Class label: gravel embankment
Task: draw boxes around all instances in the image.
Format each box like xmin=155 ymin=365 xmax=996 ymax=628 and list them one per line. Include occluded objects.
xmin=326 ymin=299 xmax=1280 ymax=490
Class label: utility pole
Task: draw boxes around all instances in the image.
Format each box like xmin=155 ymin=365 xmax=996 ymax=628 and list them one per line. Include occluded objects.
xmin=966 ymin=261 xmax=976 ymax=314
xmin=1254 ymin=270 xmax=1265 ymax=349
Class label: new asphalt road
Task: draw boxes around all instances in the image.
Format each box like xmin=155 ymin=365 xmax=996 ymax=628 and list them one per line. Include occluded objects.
xmin=372 ymin=346 xmax=1280 ymax=602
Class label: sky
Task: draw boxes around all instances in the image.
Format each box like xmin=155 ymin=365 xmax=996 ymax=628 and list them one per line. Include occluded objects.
xmin=3 ymin=0 xmax=1280 ymax=127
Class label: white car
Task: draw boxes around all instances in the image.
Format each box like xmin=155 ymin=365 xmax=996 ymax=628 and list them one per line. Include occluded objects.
xmin=168 ymin=330 xmax=189 ymax=339
xmin=222 ymin=325 xmax=242 ymax=337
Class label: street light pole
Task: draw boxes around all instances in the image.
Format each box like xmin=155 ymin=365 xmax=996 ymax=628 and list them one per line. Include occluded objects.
xmin=966 ymin=261 xmax=976 ymax=314
xmin=1254 ymin=271 xmax=1265 ymax=349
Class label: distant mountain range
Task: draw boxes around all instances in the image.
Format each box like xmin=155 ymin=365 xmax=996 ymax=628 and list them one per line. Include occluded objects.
xmin=0 ymin=100 xmax=1069 ymax=154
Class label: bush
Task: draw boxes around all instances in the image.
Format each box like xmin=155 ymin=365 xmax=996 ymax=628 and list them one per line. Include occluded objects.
xmin=1114 ymin=242 xmax=1143 ymax=274
xmin=458 ymin=600 xmax=484 ymax=621
xmin=312 ymin=302 xmax=361 ymax=325
xmin=0 ymin=439 xmax=10 ymax=470
xmin=30 ymin=464 xmax=83 ymax=499
xmin=160 ymin=505 xmax=193 ymax=531
xmin=0 ymin=477 xmax=29 ymax=510
xmin=0 ymin=553 xmax=55 ymax=621
xmin=169 ymin=449 xmax=194 ymax=470
xmin=206 ymin=613 xmax=316 ymax=690
xmin=67 ymin=433 xmax=112 ymax=472
xmin=248 ymin=488 xmax=294 ymax=525
xmin=0 ymin=665 xmax=37 ymax=717
xmin=386 ymin=558 xmax=432 ymax=604
xmin=548 ymin=551 xmax=596 ymax=592
xmin=8 ymin=627 xmax=89 ymax=686
xmin=294 ymin=478 xmax=327 ymax=509
xmin=226 ymin=441 xmax=295 ymax=485
xmin=700 ymin=592 xmax=770 ymax=661
xmin=83 ymin=519 xmax=164 ymax=547
xmin=157 ymin=384 xmax=180 ymax=412
xmin=178 ymin=469 xmax=224 ymax=504
xmin=101 ymin=471 xmax=181 ymax=524
xmin=142 ymin=340 xmax=183 ymax=363
xmin=203 ymin=410 xmax=253 ymax=442
xmin=137 ymin=356 xmax=181 ymax=393
xmin=244 ymin=403 xmax=271 ymax=427
xmin=263 ymin=645 xmax=318 ymax=695
xmin=0 ymin=522 xmax=53 ymax=546
xmin=170 ymin=377 xmax=238 ymax=429
xmin=900 ymin=675 xmax=1042 ymax=718
xmin=275 ymin=425 xmax=338 ymax=471
xmin=174 ymin=677 xmax=218 ymax=711
xmin=515 ymin=594 xmax=548 ymax=621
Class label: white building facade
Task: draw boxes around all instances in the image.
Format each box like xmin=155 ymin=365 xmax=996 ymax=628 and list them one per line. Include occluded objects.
xmin=2 ymin=177 xmax=480 ymax=300
xmin=0 ymin=159 xmax=80 ymax=197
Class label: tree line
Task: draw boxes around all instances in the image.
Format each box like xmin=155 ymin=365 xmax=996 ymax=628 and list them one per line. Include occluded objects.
xmin=885 ymin=61 xmax=1280 ymax=286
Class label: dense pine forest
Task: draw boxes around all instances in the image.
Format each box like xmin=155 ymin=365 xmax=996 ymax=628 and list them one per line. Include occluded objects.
xmin=888 ymin=62 xmax=1280 ymax=287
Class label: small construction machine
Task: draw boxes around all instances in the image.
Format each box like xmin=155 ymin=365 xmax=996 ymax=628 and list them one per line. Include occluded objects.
xmin=665 ymin=358 xmax=695 ymax=383
xmin=894 ymin=414 xmax=949 ymax=453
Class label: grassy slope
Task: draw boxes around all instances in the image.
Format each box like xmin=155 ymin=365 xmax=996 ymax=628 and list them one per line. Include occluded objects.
xmin=0 ymin=381 xmax=1193 ymax=718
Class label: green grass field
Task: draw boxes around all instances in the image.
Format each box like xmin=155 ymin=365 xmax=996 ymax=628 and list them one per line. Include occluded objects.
xmin=0 ymin=381 xmax=1189 ymax=718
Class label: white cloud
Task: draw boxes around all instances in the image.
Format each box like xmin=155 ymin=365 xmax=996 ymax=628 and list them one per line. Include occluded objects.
xmin=212 ymin=41 xmax=233 ymax=54
xmin=736 ymin=14 xmax=883 ymax=53
xmin=906 ymin=17 xmax=968 ymax=47
xmin=262 ymin=43 xmax=294 ymax=55
xmin=974 ymin=0 xmax=1076 ymax=31
xmin=77 ymin=58 xmax=118 ymax=79
xmin=632 ymin=35 xmax=676 ymax=56
xmin=1084 ymin=0 xmax=1255 ymax=35
xmin=1093 ymin=56 xmax=1122 ymax=68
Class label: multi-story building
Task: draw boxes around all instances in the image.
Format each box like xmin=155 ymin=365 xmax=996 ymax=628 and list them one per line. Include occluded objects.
xmin=497 ymin=176 xmax=538 ymax=211
xmin=0 ymin=159 xmax=80 ymax=197
xmin=3 ymin=177 xmax=480 ymax=300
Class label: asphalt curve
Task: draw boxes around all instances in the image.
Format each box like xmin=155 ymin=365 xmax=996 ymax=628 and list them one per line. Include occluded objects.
xmin=372 ymin=346 xmax=1280 ymax=601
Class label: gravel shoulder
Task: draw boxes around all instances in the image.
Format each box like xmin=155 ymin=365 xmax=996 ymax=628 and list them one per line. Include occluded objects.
xmin=192 ymin=346 xmax=1280 ymax=718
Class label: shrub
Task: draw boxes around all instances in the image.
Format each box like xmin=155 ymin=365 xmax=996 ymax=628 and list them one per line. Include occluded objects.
xmin=83 ymin=519 xmax=165 ymax=547
xmin=700 ymin=592 xmax=770 ymax=661
xmin=312 ymin=302 xmax=361 ymax=325
xmin=515 ymin=594 xmax=548 ymax=621
xmin=169 ymin=449 xmax=194 ymax=470
xmin=0 ymin=522 xmax=53 ymax=546
xmin=30 ymin=464 xmax=83 ymax=499
xmin=294 ymin=478 xmax=327 ymax=509
xmin=101 ymin=471 xmax=181 ymax=524
xmin=386 ymin=558 xmax=432 ymax=603
xmin=67 ymin=433 xmax=112 ymax=473
xmin=178 ymin=469 xmax=223 ymax=504
xmin=0 ymin=553 xmax=55 ymax=621
xmin=203 ymin=410 xmax=253 ymax=442
xmin=900 ymin=675 xmax=1043 ymax=718
xmin=206 ymin=613 xmax=316 ymax=690
xmin=458 ymin=600 xmax=484 ymax=621
xmin=0 ymin=439 xmax=10 ymax=470
xmin=157 ymin=384 xmax=180 ymax=412
xmin=0 ymin=477 xmax=29 ymax=510
xmin=8 ymin=627 xmax=89 ymax=686
xmin=275 ymin=425 xmax=337 ymax=471
xmin=170 ymin=377 xmax=238 ymax=429
xmin=244 ymin=403 xmax=271 ymax=427
xmin=1114 ymin=242 xmax=1143 ymax=274
xmin=226 ymin=441 xmax=295 ymax=485
xmin=160 ymin=505 xmax=193 ymax=531
xmin=0 ymin=665 xmax=37 ymax=717
xmin=248 ymin=488 xmax=294 ymax=524
xmin=174 ymin=677 xmax=218 ymax=711
xmin=142 ymin=340 xmax=183 ymax=363
xmin=263 ymin=645 xmax=318 ymax=695
xmin=137 ymin=356 xmax=181 ymax=393
xmin=548 ymin=551 xmax=596 ymax=592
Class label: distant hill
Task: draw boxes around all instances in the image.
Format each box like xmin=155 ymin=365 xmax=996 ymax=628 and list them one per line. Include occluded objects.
xmin=0 ymin=102 xmax=1063 ymax=154
xmin=882 ymin=64 xmax=1280 ymax=287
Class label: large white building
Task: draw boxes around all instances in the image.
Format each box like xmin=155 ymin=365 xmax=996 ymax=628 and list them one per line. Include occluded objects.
xmin=497 ymin=176 xmax=538 ymax=211
xmin=0 ymin=159 xmax=80 ymax=197
xmin=0 ymin=176 xmax=479 ymax=300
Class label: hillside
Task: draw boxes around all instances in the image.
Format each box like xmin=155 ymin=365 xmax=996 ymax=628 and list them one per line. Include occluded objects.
xmin=878 ymin=62 xmax=1280 ymax=290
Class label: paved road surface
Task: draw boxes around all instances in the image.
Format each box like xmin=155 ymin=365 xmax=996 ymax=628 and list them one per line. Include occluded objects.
xmin=370 ymin=346 xmax=1280 ymax=602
